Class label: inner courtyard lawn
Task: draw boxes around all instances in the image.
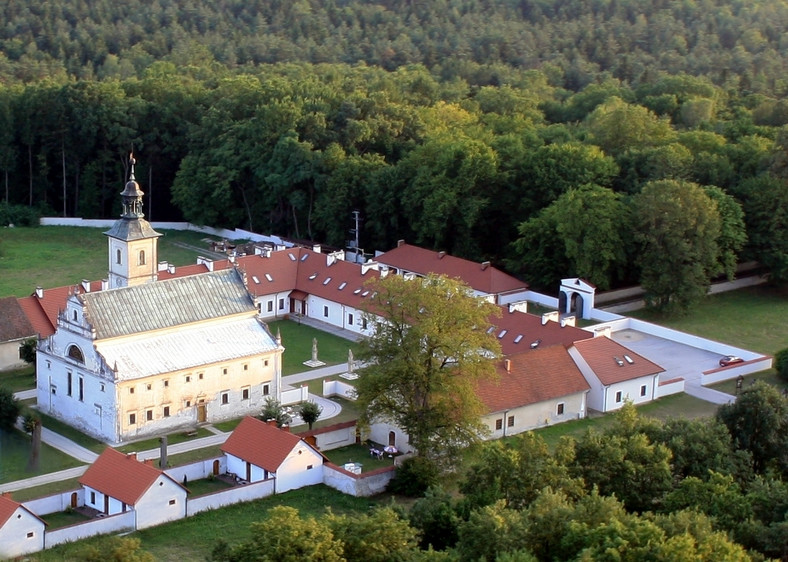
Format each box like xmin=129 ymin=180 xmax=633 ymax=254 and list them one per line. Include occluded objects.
xmin=0 ymin=429 xmax=84 ymax=485
xmin=268 ymin=319 xmax=360 ymax=375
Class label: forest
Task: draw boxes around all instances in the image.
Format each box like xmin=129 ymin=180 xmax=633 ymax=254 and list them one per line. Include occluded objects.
xmin=1 ymin=0 xmax=787 ymax=305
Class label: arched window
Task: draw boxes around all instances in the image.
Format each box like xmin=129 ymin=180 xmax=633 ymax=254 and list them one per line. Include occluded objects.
xmin=138 ymin=250 xmax=145 ymax=266
xmin=116 ymin=249 xmax=122 ymax=265
xmin=67 ymin=345 xmax=84 ymax=364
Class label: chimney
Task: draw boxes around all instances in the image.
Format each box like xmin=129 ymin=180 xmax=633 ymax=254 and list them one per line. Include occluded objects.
xmin=168 ymin=264 xmax=176 ymax=274
xmin=397 ymin=239 xmax=405 ymax=247
xmin=560 ymin=316 xmax=576 ymax=327
xmin=438 ymin=251 xmax=446 ymax=259
xmin=35 ymin=286 xmax=43 ymax=299
xmin=101 ymin=279 xmax=109 ymax=291
xmin=81 ymin=279 xmax=91 ymax=293
xmin=158 ymin=261 xmax=169 ymax=272
xmin=594 ymin=326 xmax=612 ymax=338
xmin=504 ymin=359 xmax=511 ymax=373
xmin=267 ymin=419 xmax=278 ymax=427
xmin=508 ymin=301 xmax=528 ymax=314
xmin=541 ymin=311 xmax=559 ymax=325
xmin=282 ymin=424 xmax=291 ymax=433
xmin=327 ymin=253 xmax=335 ymax=267
xmin=144 ymin=458 xmax=155 ymax=466
xmin=481 ymin=261 xmax=490 ymax=271
xmin=312 ymin=244 xmax=322 ymax=253
xmin=126 ymin=452 xmax=137 ymax=460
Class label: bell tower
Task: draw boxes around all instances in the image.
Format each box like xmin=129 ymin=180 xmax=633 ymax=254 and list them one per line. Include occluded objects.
xmin=104 ymin=155 xmax=162 ymax=289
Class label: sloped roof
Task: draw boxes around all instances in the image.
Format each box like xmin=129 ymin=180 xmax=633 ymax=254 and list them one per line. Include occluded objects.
xmin=0 ymin=297 xmax=35 ymax=342
xmin=476 ymin=346 xmax=590 ymax=413
xmin=95 ymin=316 xmax=279 ymax=380
xmin=0 ymin=493 xmax=45 ymax=528
xmin=104 ymin=217 xmax=162 ymax=241
xmin=81 ymin=268 xmax=255 ymax=339
xmin=221 ymin=416 xmax=308 ymax=472
xmin=572 ymin=336 xmax=664 ymax=385
xmin=376 ymin=243 xmax=527 ymax=295
xmin=79 ymin=448 xmax=177 ymax=506
xmin=490 ymin=307 xmax=593 ymax=355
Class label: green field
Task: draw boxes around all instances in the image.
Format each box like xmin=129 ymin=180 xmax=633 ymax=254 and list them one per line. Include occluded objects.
xmin=629 ymin=285 xmax=788 ymax=356
xmin=0 ymin=429 xmax=84 ymax=485
xmin=0 ymin=226 xmax=224 ymax=298
xmin=269 ymin=319 xmax=360 ymax=375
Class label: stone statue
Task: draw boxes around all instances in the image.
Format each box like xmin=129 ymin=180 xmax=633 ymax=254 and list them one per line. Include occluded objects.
xmin=312 ymin=337 xmax=318 ymax=362
xmin=348 ymin=349 xmax=354 ymax=373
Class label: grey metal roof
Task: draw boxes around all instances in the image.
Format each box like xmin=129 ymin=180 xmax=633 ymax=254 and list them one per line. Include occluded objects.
xmin=104 ymin=217 xmax=162 ymax=241
xmin=95 ymin=317 xmax=279 ymax=380
xmin=82 ymin=268 xmax=255 ymax=339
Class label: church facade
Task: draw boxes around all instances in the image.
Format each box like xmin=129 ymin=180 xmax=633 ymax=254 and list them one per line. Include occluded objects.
xmin=35 ymin=158 xmax=283 ymax=443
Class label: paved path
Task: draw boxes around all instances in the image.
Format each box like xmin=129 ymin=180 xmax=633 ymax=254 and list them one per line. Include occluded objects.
xmin=0 ymin=466 xmax=87 ymax=494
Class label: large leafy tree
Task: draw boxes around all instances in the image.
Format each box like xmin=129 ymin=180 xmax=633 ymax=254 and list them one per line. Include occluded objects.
xmin=632 ymin=179 xmax=722 ymax=313
xmin=0 ymin=387 xmax=20 ymax=431
xmin=356 ymin=274 xmax=501 ymax=462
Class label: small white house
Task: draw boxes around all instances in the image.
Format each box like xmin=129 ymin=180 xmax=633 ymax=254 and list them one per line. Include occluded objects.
xmin=221 ymin=416 xmax=325 ymax=493
xmin=79 ymin=447 xmax=187 ymax=529
xmin=0 ymin=492 xmax=46 ymax=558
xmin=569 ymin=335 xmax=664 ymax=412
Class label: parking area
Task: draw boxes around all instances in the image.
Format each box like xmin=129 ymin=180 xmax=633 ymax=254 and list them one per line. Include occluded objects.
xmin=610 ymin=329 xmax=738 ymax=405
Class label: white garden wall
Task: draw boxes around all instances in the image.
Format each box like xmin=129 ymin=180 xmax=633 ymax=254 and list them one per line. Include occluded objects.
xmin=186 ymin=479 xmax=274 ymax=516
xmin=44 ymin=511 xmax=134 ymax=548
xmin=322 ymin=463 xmax=396 ymax=497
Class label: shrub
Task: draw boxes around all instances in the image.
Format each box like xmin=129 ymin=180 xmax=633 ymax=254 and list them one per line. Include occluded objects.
xmin=776 ymin=348 xmax=788 ymax=381
xmin=0 ymin=202 xmax=41 ymax=227
xmin=387 ymin=456 xmax=439 ymax=497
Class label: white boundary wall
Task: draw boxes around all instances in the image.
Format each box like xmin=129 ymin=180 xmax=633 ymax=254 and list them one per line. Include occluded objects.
xmin=44 ymin=511 xmax=135 ymax=549
xmin=24 ymin=490 xmax=83 ymax=516
xmin=323 ymin=380 xmax=356 ymax=401
xmin=281 ymin=385 xmax=309 ymax=406
xmin=656 ymin=378 xmax=685 ymax=398
xmin=186 ymin=479 xmax=275 ymax=516
xmin=323 ymin=463 xmax=396 ymax=497
xmin=165 ymin=457 xmax=226 ymax=483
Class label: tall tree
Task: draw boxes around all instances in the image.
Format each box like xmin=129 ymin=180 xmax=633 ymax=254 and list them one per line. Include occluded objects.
xmin=0 ymin=387 xmax=20 ymax=431
xmin=632 ymin=179 xmax=722 ymax=313
xmin=356 ymin=274 xmax=501 ymax=462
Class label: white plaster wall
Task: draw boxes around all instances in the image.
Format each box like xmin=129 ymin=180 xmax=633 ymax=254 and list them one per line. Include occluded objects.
xmin=165 ymin=457 xmax=225 ymax=483
xmin=44 ymin=511 xmax=135 ymax=549
xmin=0 ymin=339 xmax=28 ymax=371
xmin=602 ymin=376 xmax=656 ymax=412
xmin=24 ymin=489 xmax=83 ymax=516
xmin=186 ymin=479 xmax=274 ymax=516
xmin=135 ymin=475 xmax=187 ymax=529
xmin=0 ymin=507 xmax=45 ymax=559
xmin=82 ymin=486 xmax=124 ymax=515
xmin=657 ymin=378 xmax=685 ymax=398
xmin=483 ymin=391 xmax=587 ymax=439
xmin=367 ymin=423 xmax=412 ymax=453
xmin=276 ymin=443 xmax=324 ymax=493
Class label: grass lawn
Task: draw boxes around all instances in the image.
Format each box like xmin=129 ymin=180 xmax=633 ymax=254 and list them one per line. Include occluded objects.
xmin=115 ymin=427 xmax=214 ymax=455
xmin=186 ymin=477 xmax=234 ymax=496
xmin=11 ymin=477 xmax=82 ymax=502
xmin=32 ymin=484 xmax=382 ymax=562
xmin=37 ymin=412 xmax=106 ymax=454
xmin=628 ymin=285 xmax=788 ymax=356
xmin=710 ymin=369 xmax=786 ymax=395
xmin=43 ymin=509 xmax=92 ymax=529
xmin=0 ymin=429 xmax=84 ymax=485
xmin=269 ymin=320 xmax=360 ymax=375
xmin=323 ymin=444 xmax=396 ymax=472
xmin=165 ymin=446 xmax=223 ymax=467
xmin=0 ymin=226 xmax=223 ymax=298
xmin=0 ymin=365 xmax=36 ymax=393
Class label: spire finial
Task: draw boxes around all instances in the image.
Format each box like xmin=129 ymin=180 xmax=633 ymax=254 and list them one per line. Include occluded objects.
xmin=129 ymin=153 xmax=136 ymax=181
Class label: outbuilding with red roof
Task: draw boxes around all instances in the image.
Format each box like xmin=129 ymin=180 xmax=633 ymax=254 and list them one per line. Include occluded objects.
xmin=79 ymin=447 xmax=187 ymax=529
xmin=0 ymin=492 xmax=46 ymax=559
xmin=221 ymin=416 xmax=325 ymax=493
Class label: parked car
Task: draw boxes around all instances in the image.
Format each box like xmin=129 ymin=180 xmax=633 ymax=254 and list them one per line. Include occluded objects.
xmin=719 ymin=355 xmax=744 ymax=367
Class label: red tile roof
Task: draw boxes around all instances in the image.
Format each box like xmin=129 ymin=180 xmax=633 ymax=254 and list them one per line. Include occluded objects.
xmin=572 ymin=336 xmax=664 ymax=385
xmin=0 ymin=493 xmax=22 ymax=527
xmin=376 ymin=243 xmax=527 ymax=296
xmin=490 ymin=307 xmax=593 ymax=356
xmin=79 ymin=448 xmax=174 ymax=505
xmin=221 ymin=416 xmax=310 ymax=472
xmin=476 ymin=346 xmax=590 ymax=413
xmin=0 ymin=297 xmax=35 ymax=341
xmin=16 ymin=295 xmax=53 ymax=337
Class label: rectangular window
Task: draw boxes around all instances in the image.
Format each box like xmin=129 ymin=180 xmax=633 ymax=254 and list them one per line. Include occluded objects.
xmin=264 ymin=360 xmax=269 ymax=367
xmin=199 ymin=372 xmax=204 ymax=380
xmin=129 ymin=387 xmax=135 ymax=394
xmin=222 ymin=368 xmax=228 ymax=375
xmin=507 ymin=416 xmax=515 ymax=427
xmin=46 ymin=360 xmax=51 ymax=370
xmin=307 ymin=464 xmax=313 ymax=470
xmin=348 ymin=313 xmax=354 ymax=326
xmin=615 ymin=391 xmax=623 ymax=403
xmin=51 ymin=386 xmax=57 ymax=395
xmin=185 ymin=400 xmax=191 ymax=408
xmin=185 ymin=375 xmax=191 ymax=383
xmin=163 ymin=379 xmax=169 ymax=387
xmin=169 ymin=499 xmax=176 ymax=505
xmin=67 ymin=372 xmax=72 ymax=396
xmin=263 ymin=384 xmax=270 ymax=396
xmin=640 ymin=385 xmax=647 ymax=397
xmin=146 ymin=383 xmax=152 ymax=391
xmin=323 ymin=305 xmax=329 ymax=317
xmin=221 ymin=392 xmax=229 ymax=405
xmin=495 ymin=419 xmax=502 ymax=430
xmin=267 ymin=300 xmax=273 ymax=312
xmin=557 ymin=403 xmax=565 ymax=415
xmin=27 ymin=531 xmax=34 ymax=538
xmin=146 ymin=410 xmax=153 ymax=421
xmin=279 ymin=298 xmax=285 ymax=310
xmin=90 ymin=492 xmax=95 ymax=504
xmin=78 ymin=377 xmax=84 ymax=402
xmin=362 ymin=317 xmax=368 ymax=330
xmin=163 ymin=406 xmax=170 ymax=418
xmin=242 ymin=387 xmax=250 ymax=400
xmin=129 ymin=413 xmax=136 ymax=425
xmin=100 ymin=383 xmax=105 ymax=392
xmin=243 ymin=364 xmax=248 ymax=371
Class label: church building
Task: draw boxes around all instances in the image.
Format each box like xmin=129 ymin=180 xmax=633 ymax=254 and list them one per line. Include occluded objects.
xmin=36 ymin=157 xmax=283 ymax=443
